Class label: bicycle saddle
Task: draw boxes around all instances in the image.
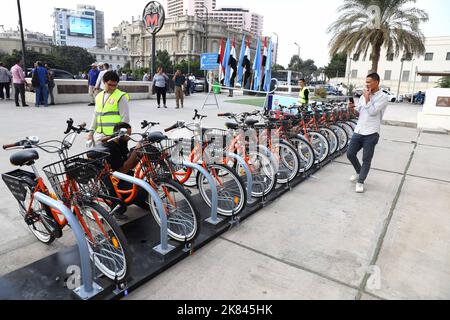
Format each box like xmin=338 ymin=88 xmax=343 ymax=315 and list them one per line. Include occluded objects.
xmin=10 ymin=150 xmax=39 ymax=166
xmin=225 ymin=122 xmax=240 ymax=130
xmin=147 ymin=132 xmax=168 ymax=143
xmin=87 ymin=147 xmax=110 ymax=160
xmin=245 ymin=119 xmax=259 ymax=127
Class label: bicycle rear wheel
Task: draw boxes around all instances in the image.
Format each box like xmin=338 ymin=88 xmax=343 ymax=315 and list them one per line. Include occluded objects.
xmin=319 ymin=128 xmax=338 ymax=156
xmin=329 ymin=125 xmax=348 ymax=151
xmin=241 ymin=150 xmax=277 ymax=198
xmin=148 ymin=178 xmax=200 ymax=242
xmin=307 ymin=131 xmax=330 ymax=163
xmin=197 ymin=164 xmax=247 ymax=217
xmin=289 ymin=135 xmax=316 ymax=173
xmin=80 ymin=202 xmax=130 ymax=281
xmin=275 ymin=141 xmax=300 ymax=184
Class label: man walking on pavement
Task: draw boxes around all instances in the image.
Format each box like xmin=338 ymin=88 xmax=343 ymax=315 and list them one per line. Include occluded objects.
xmin=88 ymin=63 xmax=99 ymax=106
xmin=95 ymin=63 xmax=110 ymax=93
xmin=10 ymin=58 xmax=29 ymax=107
xmin=173 ymin=69 xmax=186 ymax=109
xmin=347 ymin=73 xmax=388 ymax=193
xmin=0 ymin=62 xmax=12 ymax=101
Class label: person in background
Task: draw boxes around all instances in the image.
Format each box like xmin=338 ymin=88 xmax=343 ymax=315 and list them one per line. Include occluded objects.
xmin=87 ymin=63 xmax=99 ymax=106
xmin=347 ymin=72 xmax=389 ymax=194
xmin=95 ymin=62 xmax=110 ymax=93
xmin=173 ymin=69 xmax=186 ymax=109
xmin=298 ymin=78 xmax=309 ymax=106
xmin=10 ymin=58 xmax=29 ymax=107
xmin=185 ymin=72 xmax=191 ymax=97
xmin=44 ymin=63 xmax=55 ymax=105
xmin=188 ymin=73 xmax=196 ymax=94
xmin=87 ymin=70 xmax=130 ymax=144
xmin=153 ymin=67 xmax=168 ymax=109
xmin=143 ymin=71 xmax=150 ymax=82
xmin=0 ymin=62 xmax=12 ymax=101
xmin=32 ymin=61 xmax=49 ymax=108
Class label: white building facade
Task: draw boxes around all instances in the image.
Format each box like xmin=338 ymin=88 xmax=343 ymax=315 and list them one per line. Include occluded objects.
xmin=87 ymin=48 xmax=131 ymax=71
xmin=340 ymin=36 xmax=450 ymax=95
xmin=165 ymin=0 xmax=263 ymax=35
xmin=0 ymin=29 xmax=53 ymax=55
xmin=53 ymin=4 xmax=105 ymax=48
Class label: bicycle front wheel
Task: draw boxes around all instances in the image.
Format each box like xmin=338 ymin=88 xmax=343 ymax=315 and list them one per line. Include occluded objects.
xmin=148 ymin=178 xmax=201 ymax=242
xmin=197 ymin=164 xmax=247 ymax=217
xmin=275 ymin=141 xmax=300 ymax=185
xmin=80 ymin=202 xmax=130 ymax=281
xmin=241 ymin=150 xmax=278 ymax=198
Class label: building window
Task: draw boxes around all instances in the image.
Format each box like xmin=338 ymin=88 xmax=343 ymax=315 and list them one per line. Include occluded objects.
xmin=352 ymin=53 xmax=360 ymax=62
xmin=109 ymin=55 xmax=113 ymax=60
xmin=384 ymin=70 xmax=392 ymax=81
xmin=386 ymin=53 xmax=394 ymax=61
xmin=60 ymin=31 xmax=65 ymax=34
xmin=425 ymin=53 xmax=434 ymax=61
xmin=60 ymin=36 xmax=66 ymax=40
xmin=446 ymin=52 xmax=450 ymax=61
xmin=101 ymin=55 xmax=105 ymax=60
xmin=351 ymin=70 xmax=358 ymax=78
xmin=402 ymin=70 xmax=410 ymax=82
xmin=421 ymin=76 xmax=429 ymax=83
xmin=60 ymin=25 xmax=64 ymax=30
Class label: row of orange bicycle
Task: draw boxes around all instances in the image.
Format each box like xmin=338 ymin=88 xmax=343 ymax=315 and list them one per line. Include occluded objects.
xmin=2 ymin=102 xmax=358 ymax=283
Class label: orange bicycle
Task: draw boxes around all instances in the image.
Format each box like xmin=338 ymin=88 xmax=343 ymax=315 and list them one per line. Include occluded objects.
xmin=2 ymin=119 xmax=130 ymax=281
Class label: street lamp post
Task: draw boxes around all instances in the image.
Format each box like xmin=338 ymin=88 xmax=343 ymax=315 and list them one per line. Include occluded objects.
xmin=273 ymin=32 xmax=279 ymax=66
xmin=396 ymin=57 xmax=405 ymax=102
xmin=17 ymin=0 xmax=26 ymax=69
xmin=201 ymin=4 xmax=209 ymax=93
xmin=294 ymin=42 xmax=300 ymax=58
xmin=347 ymin=55 xmax=353 ymax=91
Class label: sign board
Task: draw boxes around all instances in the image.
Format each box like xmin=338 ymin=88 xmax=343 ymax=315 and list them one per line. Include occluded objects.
xmin=143 ymin=1 xmax=165 ymax=34
xmin=271 ymin=95 xmax=299 ymax=113
xmin=201 ymin=53 xmax=219 ymax=71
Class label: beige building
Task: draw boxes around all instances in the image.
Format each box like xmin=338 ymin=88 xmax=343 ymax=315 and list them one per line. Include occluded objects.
xmin=333 ymin=36 xmax=450 ymax=95
xmin=0 ymin=29 xmax=53 ymax=55
xmin=113 ymin=15 xmax=259 ymax=71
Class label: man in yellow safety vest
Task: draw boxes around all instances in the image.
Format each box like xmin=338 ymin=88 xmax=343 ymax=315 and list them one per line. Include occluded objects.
xmin=88 ymin=70 xmax=130 ymax=144
xmin=298 ymin=78 xmax=309 ymax=106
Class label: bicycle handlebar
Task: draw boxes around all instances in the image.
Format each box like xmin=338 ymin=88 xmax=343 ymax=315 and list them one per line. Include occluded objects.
xmin=3 ymin=141 xmax=25 ymax=150
xmin=64 ymin=118 xmax=88 ymax=135
xmin=165 ymin=122 xmax=184 ymax=132
xmin=193 ymin=109 xmax=207 ymax=121
xmin=141 ymin=120 xmax=160 ymax=130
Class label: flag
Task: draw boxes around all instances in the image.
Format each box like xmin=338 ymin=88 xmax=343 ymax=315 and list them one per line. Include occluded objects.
xmin=237 ymin=35 xmax=246 ymax=86
xmin=252 ymin=37 xmax=262 ymax=92
xmin=261 ymin=37 xmax=268 ymax=91
xmin=222 ymin=39 xmax=231 ymax=86
xmin=225 ymin=39 xmax=237 ymax=87
xmin=242 ymin=38 xmax=251 ymax=89
xmin=264 ymin=38 xmax=273 ymax=92
xmin=217 ymin=38 xmax=225 ymax=83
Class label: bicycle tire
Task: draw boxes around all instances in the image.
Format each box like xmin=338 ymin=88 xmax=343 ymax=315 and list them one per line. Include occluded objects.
xmin=307 ymin=131 xmax=330 ymax=163
xmin=276 ymin=141 xmax=300 ymax=185
xmin=339 ymin=122 xmax=354 ymax=143
xmin=148 ymin=178 xmax=201 ymax=242
xmin=241 ymin=150 xmax=278 ymax=198
xmin=329 ymin=124 xmax=348 ymax=151
xmin=289 ymin=135 xmax=316 ymax=173
xmin=197 ymin=164 xmax=247 ymax=217
xmin=81 ymin=202 xmax=131 ymax=281
xmin=319 ymin=128 xmax=339 ymax=156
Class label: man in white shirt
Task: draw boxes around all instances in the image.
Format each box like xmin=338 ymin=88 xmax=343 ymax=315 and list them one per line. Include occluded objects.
xmin=347 ymin=72 xmax=389 ymax=193
xmin=95 ymin=63 xmax=110 ymax=92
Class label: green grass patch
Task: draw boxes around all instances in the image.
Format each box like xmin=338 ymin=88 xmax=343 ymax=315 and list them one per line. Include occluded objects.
xmin=224 ymin=98 xmax=266 ymax=107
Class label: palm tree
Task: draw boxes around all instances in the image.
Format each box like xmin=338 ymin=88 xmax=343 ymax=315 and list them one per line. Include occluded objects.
xmin=328 ymin=0 xmax=428 ymax=73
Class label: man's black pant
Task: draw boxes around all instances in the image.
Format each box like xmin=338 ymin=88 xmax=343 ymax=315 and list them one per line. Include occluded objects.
xmin=0 ymin=82 xmax=10 ymax=99
xmin=347 ymin=132 xmax=380 ymax=184
xmin=14 ymin=83 xmax=26 ymax=106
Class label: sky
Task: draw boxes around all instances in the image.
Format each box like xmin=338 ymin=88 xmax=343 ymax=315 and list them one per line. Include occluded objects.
xmin=2 ymin=0 xmax=450 ymax=67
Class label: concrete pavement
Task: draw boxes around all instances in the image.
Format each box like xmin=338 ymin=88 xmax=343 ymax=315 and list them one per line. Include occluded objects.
xmin=0 ymin=92 xmax=449 ymax=300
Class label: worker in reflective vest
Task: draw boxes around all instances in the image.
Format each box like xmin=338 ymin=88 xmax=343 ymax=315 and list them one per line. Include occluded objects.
xmin=88 ymin=70 xmax=130 ymax=144
xmin=298 ymin=78 xmax=309 ymax=106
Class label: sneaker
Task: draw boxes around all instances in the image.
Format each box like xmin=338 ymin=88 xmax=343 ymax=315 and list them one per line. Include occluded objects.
xmin=23 ymin=104 xmax=29 ymax=107
xmin=356 ymin=183 xmax=364 ymax=193
xmin=176 ymin=106 xmax=180 ymax=109
xmin=163 ymin=105 xmax=167 ymax=108
xmin=350 ymin=174 xmax=358 ymax=183
xmin=88 ymin=103 xmax=95 ymax=106
xmin=157 ymin=105 xmax=161 ymax=108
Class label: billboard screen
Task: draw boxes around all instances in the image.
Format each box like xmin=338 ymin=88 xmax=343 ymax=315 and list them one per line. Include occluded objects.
xmin=68 ymin=16 xmax=94 ymax=38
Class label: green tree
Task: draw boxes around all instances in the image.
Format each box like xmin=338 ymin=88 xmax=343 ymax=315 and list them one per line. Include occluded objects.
xmin=437 ymin=77 xmax=450 ymax=88
xmin=288 ymin=55 xmax=318 ymax=82
xmin=324 ymin=53 xmax=347 ymax=79
xmin=156 ymin=50 xmax=173 ymax=73
xmin=51 ymin=46 xmax=95 ymax=74
xmin=328 ymin=0 xmax=428 ymax=73
xmin=272 ymin=64 xmax=285 ymax=72
xmin=174 ymin=59 xmax=202 ymax=77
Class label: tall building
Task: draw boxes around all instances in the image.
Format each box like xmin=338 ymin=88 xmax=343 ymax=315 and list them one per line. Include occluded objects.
xmin=0 ymin=29 xmax=52 ymax=55
xmin=166 ymin=0 xmax=263 ymax=35
xmin=52 ymin=4 xmax=105 ymax=48
xmin=342 ymin=36 xmax=450 ymax=95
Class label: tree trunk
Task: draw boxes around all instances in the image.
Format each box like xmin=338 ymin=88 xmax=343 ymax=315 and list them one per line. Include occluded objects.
xmin=371 ymin=38 xmax=384 ymax=73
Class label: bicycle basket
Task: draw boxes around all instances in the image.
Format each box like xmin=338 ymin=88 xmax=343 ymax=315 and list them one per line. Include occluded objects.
xmin=42 ymin=151 xmax=109 ymax=201
xmin=1 ymin=169 xmax=36 ymax=202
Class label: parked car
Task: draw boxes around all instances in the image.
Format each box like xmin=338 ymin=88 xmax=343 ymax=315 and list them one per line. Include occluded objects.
xmin=194 ymin=79 xmax=205 ymax=92
xmin=26 ymin=68 xmax=75 ymax=79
